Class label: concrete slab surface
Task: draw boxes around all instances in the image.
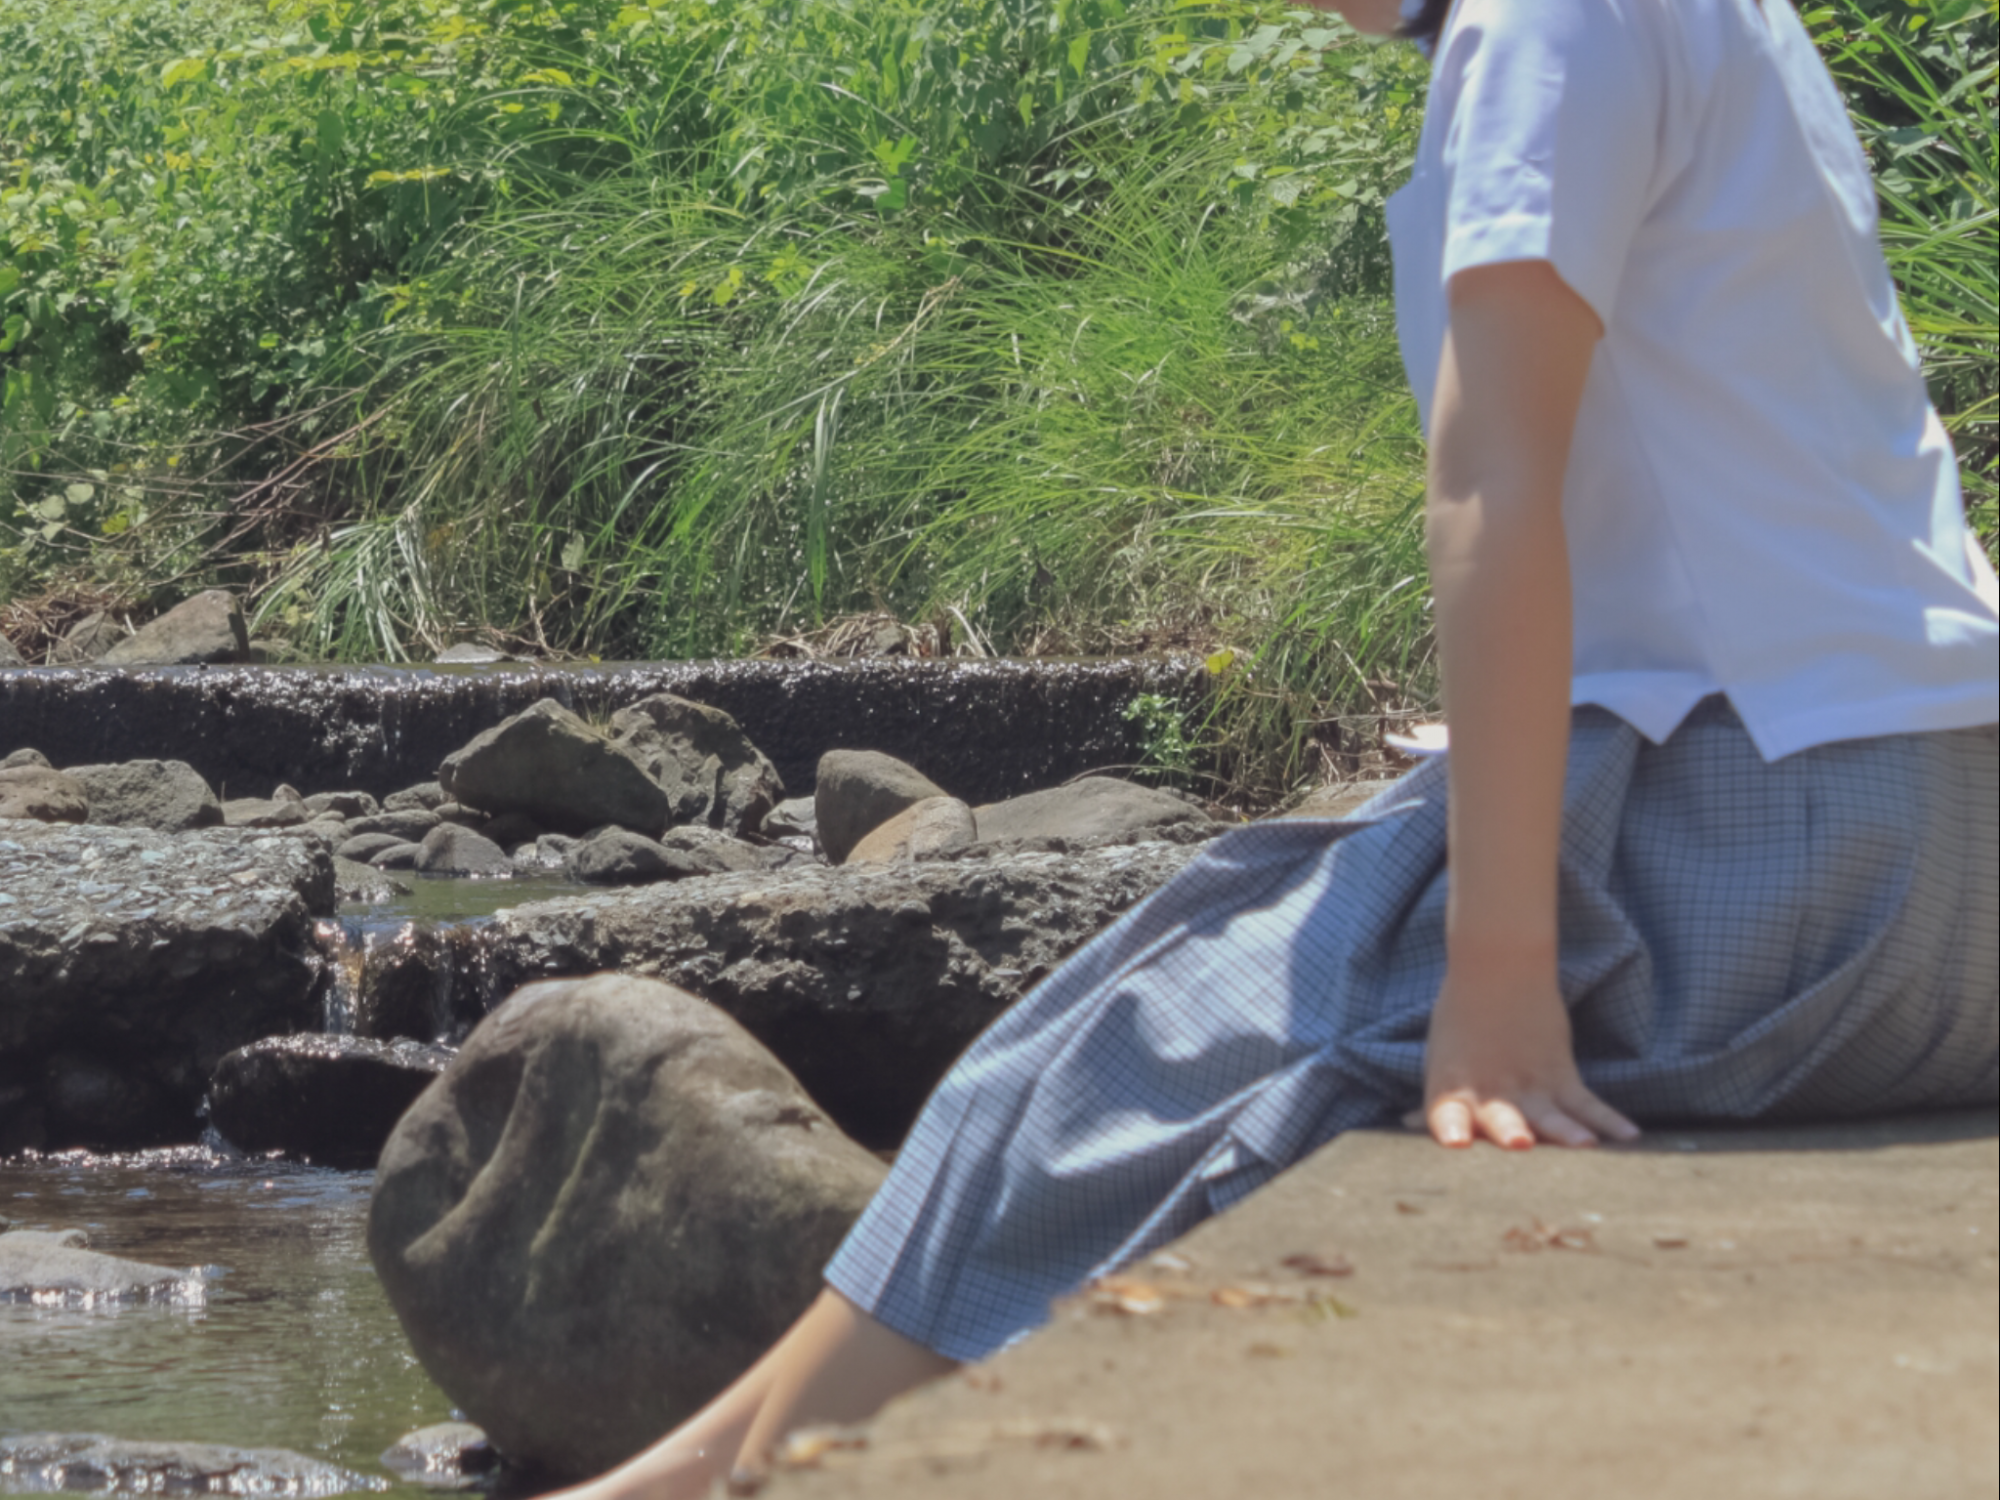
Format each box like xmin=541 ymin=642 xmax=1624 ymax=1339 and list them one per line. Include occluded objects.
xmin=762 ymin=1110 xmax=1999 ymax=1500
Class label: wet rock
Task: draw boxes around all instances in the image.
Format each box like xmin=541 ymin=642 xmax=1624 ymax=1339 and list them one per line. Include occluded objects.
xmin=813 ymin=749 xmax=950 ymax=865
xmin=0 ymin=634 xmax=21 ymax=667
xmin=49 ymin=611 xmax=123 ymax=664
xmin=511 ymin=832 xmax=576 ymax=874
xmin=350 ymin=808 xmax=442 ymax=842
xmin=307 ymin=789 xmax=381 ymax=820
xmin=479 ymin=811 xmax=543 ymax=851
xmin=369 ymin=974 xmax=885 ymax=1480
xmin=209 ymin=1034 xmax=455 ymax=1167
xmin=339 ymin=832 xmax=407 ymax=863
xmin=372 ymin=841 xmax=422 ymax=871
xmin=2 ymin=747 xmax=52 ymax=769
xmin=353 ymin=926 xmax=493 ymax=1045
xmin=846 ymin=795 xmax=977 ymax=865
xmin=67 ymin=759 xmax=223 ymax=833
xmin=0 ymin=765 xmax=89 ymax=823
xmin=762 ymin=796 xmax=818 ymax=842
xmin=564 ymin=828 xmax=703 ymax=886
xmin=973 ymin=775 xmax=1213 ymax=848
xmin=336 ymin=857 xmax=407 ymax=905
xmin=415 ymin=825 xmax=513 ymax=879
xmin=385 ymin=782 xmax=448 ymax=813
xmin=223 ymin=793 xmax=311 ymax=829
xmin=0 ymin=1229 xmax=200 ymax=1305
xmin=0 ymin=823 xmax=335 ymax=1149
xmin=607 ymin=693 xmax=785 ymax=838
xmin=440 ymin=698 xmax=671 ymax=837
xmin=99 ymin=589 xmax=250 ymax=667
xmin=658 ymin=825 xmax=781 ymax=874
xmin=465 ymin=840 xmax=1204 ymax=1146
xmin=0 ymin=1434 xmax=383 ymax=1496
xmin=380 ymin=1422 xmax=497 ymax=1489
xmin=46 ymin=1052 xmax=174 ymax=1147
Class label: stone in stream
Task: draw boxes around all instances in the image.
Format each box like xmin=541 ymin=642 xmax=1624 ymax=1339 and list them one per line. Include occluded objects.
xmin=384 ymin=781 xmax=448 ymax=813
xmin=353 ymin=925 xmax=491 ymax=1044
xmin=335 ymin=856 xmax=408 ymax=905
xmin=339 ymin=831 xmax=406 ymax=863
xmin=66 ymin=758 xmax=223 ymax=832
xmin=307 ymin=789 xmax=381 ymax=820
xmin=845 ymin=795 xmax=977 ymax=865
xmin=369 ymin=974 xmax=886 ymax=1480
xmin=380 ymin=1422 xmax=498 ymax=1489
xmin=439 ymin=698 xmax=671 ymax=837
xmin=0 ymin=1228 xmax=204 ymax=1306
xmin=0 ymin=1434 xmax=383 ymax=1496
xmin=761 ymin=794 xmax=818 ymax=842
xmin=98 ymin=588 xmax=251 ymax=667
xmin=0 ymin=764 xmax=89 ymax=823
xmin=564 ymin=827 xmax=704 ymax=886
xmin=223 ymin=791 xmax=311 ymax=828
xmin=371 ymin=841 xmax=422 ymax=871
xmin=478 ymin=810 xmax=544 ymax=851
xmin=813 ymin=748 xmax=950 ymax=864
xmin=0 ymin=823 xmax=335 ymax=1151
xmin=414 ymin=824 xmax=513 ymax=879
xmin=208 ymin=1035 xmax=456 ymax=1167
xmin=972 ymin=774 xmax=1213 ymax=848
xmin=350 ymin=807 xmax=442 ymax=843
xmin=435 ymin=642 xmax=513 ymax=664
xmin=606 ymin=692 xmax=786 ymax=838
xmin=447 ymin=837 xmax=1210 ymax=1147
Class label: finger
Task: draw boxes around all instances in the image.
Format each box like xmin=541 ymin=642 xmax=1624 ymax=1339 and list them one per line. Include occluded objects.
xmin=1565 ymin=1087 xmax=1641 ymax=1143
xmin=1474 ymin=1097 xmax=1536 ymax=1150
xmin=1520 ymin=1096 xmax=1599 ymax=1148
xmin=1427 ymin=1096 xmax=1475 ymax=1148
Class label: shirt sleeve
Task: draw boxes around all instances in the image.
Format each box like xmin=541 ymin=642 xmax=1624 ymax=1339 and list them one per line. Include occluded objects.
xmin=1430 ymin=0 xmax=1672 ymax=328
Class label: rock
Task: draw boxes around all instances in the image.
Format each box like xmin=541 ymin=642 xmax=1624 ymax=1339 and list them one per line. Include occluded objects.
xmin=1274 ymin=779 xmax=1403 ymax=820
xmin=49 ymin=611 xmax=123 ymax=664
xmin=68 ymin=759 xmax=223 ymax=832
xmin=0 ymin=822 xmax=335 ymax=1149
xmin=350 ymin=808 xmax=442 ymax=842
xmin=564 ymin=828 xmax=704 ymax=886
xmin=372 ymin=841 xmax=422 ymax=870
xmin=813 ymin=750 xmax=949 ymax=865
xmin=440 ymin=698 xmax=671 ymax=837
xmin=0 ymin=1229 xmax=201 ymax=1305
xmin=415 ymin=824 xmax=514 ymax=879
xmin=480 ymin=811 xmax=544 ymax=851
xmin=0 ymin=634 xmax=21 ymax=667
xmin=47 ymin=1051 xmax=174 ymax=1146
xmin=339 ymin=832 xmax=408 ymax=864
xmin=305 ymin=814 xmax=351 ymax=839
xmin=846 ymin=796 xmax=977 ymax=865
xmin=335 ymin=856 xmax=407 ymax=905
xmin=435 ymin=643 xmax=512 ymax=664
xmin=512 ymin=832 xmax=576 ymax=874
xmin=368 ymin=974 xmax=886 ymax=1479
xmin=307 ymin=789 xmax=380 ymax=820
xmin=434 ymin=803 xmax=489 ymax=828
xmin=762 ymin=795 xmax=818 ymax=842
xmin=973 ymin=775 xmax=1212 ymax=848
xmin=459 ymin=840 xmax=1203 ymax=1147
xmin=99 ymin=589 xmax=250 ymax=667
xmin=380 ymin=1422 xmax=498 ymax=1489
xmin=0 ymin=764 xmax=89 ymax=823
xmin=353 ymin=926 xmax=490 ymax=1045
xmin=2 ymin=747 xmax=52 ymax=769
xmin=209 ymin=1034 xmax=455 ymax=1167
xmin=385 ymin=782 xmax=448 ymax=813
xmin=0 ymin=1434 xmax=382 ymax=1496
xmin=658 ymin=824 xmax=780 ymax=874
xmin=607 ymin=693 xmax=785 ymax=838
xmin=223 ymin=794 xmax=311 ymax=828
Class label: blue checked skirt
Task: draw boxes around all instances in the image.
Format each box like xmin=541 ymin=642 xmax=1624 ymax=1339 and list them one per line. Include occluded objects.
xmin=824 ymin=700 xmax=1999 ymax=1362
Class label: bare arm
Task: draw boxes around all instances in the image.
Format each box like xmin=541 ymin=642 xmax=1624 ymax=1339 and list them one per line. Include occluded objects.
xmin=1421 ymin=259 xmax=1639 ymax=1150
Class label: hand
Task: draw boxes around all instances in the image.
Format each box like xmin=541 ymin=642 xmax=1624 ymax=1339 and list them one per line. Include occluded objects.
xmin=1419 ymin=960 xmax=1640 ymax=1149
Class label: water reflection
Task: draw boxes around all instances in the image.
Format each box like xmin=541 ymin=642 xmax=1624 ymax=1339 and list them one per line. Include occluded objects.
xmin=0 ymin=1148 xmax=453 ymax=1490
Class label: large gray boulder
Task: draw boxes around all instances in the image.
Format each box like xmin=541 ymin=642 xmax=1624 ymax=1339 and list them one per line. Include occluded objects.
xmin=99 ymin=589 xmax=250 ymax=666
xmin=0 ymin=1229 xmax=201 ymax=1305
xmin=414 ymin=823 xmax=513 ymax=878
xmin=608 ymin=693 xmax=785 ymax=838
xmin=973 ymin=775 xmax=1212 ymax=847
xmin=0 ymin=1435 xmax=381 ymax=1496
xmin=439 ymin=698 xmax=671 ymax=837
xmin=0 ymin=823 xmax=335 ymax=1150
xmin=0 ymin=764 xmax=88 ymax=823
xmin=449 ymin=839 xmax=1207 ymax=1147
xmin=68 ymin=759 xmax=222 ymax=832
xmin=813 ymin=749 xmax=950 ymax=865
xmin=564 ymin=828 xmax=706 ymax=886
xmin=209 ymin=1035 xmax=455 ymax=1167
xmin=369 ymin=974 xmax=886 ymax=1480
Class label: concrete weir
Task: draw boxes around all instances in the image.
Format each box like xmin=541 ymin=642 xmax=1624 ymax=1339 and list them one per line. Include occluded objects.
xmin=0 ymin=657 xmax=1204 ymax=802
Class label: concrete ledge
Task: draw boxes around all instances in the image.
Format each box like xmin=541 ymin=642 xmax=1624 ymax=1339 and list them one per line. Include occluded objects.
xmin=767 ymin=1110 xmax=1998 ymax=1500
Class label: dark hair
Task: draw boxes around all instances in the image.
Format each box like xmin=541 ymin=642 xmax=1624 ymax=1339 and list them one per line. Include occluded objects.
xmin=1397 ymin=0 xmax=1454 ymax=47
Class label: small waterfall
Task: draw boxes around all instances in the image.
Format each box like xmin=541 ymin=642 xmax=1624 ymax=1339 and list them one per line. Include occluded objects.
xmin=314 ymin=919 xmax=367 ymax=1035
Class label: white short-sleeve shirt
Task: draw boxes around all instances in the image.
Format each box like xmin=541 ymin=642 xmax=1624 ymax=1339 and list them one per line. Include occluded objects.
xmin=1386 ymin=0 xmax=1999 ymax=759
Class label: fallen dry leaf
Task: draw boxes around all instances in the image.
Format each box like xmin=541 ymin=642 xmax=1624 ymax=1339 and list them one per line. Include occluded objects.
xmin=1394 ymin=1200 xmax=1426 ymax=1215
xmin=1280 ymin=1251 xmax=1355 ymax=1278
xmin=1085 ymin=1276 xmax=1168 ymax=1315
xmin=1653 ymin=1236 xmax=1690 ymax=1250
xmin=773 ymin=1423 xmax=871 ymax=1470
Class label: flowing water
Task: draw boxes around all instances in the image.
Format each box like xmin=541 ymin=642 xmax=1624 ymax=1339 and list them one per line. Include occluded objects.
xmin=0 ymin=1145 xmax=457 ymax=1489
